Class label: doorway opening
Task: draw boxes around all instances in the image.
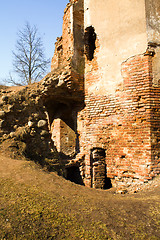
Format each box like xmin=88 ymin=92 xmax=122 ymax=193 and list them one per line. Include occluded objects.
xmin=66 ymin=166 xmax=84 ymax=185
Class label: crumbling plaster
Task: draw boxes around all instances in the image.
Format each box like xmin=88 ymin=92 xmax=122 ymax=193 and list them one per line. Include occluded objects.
xmin=145 ymin=0 xmax=160 ymax=44
xmin=145 ymin=0 xmax=160 ymax=86
xmin=84 ymin=0 xmax=148 ymax=94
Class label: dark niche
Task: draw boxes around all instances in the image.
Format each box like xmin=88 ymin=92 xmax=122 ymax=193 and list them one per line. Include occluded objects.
xmin=84 ymin=26 xmax=96 ymax=61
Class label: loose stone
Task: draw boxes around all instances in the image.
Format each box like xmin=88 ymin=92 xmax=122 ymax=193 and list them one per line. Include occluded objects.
xmin=37 ymin=120 xmax=47 ymax=128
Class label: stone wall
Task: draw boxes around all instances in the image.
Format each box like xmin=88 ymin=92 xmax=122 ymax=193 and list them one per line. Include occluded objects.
xmin=0 ymin=67 xmax=83 ymax=173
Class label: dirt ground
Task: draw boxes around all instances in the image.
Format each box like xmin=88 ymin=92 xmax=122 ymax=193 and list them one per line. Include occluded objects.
xmin=0 ymin=151 xmax=160 ymax=239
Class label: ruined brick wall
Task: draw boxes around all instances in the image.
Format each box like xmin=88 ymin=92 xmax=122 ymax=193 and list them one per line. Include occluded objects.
xmin=51 ymin=0 xmax=84 ymax=73
xmin=1 ymin=0 xmax=159 ymax=191
xmin=77 ymin=52 xmax=160 ymax=189
xmin=48 ymin=0 xmax=160 ymax=190
xmin=71 ymin=0 xmax=160 ymax=190
xmin=150 ymin=50 xmax=160 ymax=177
xmin=84 ymin=0 xmax=148 ymax=95
xmin=51 ymin=37 xmax=63 ymax=70
xmin=0 ymin=67 xmax=81 ymax=174
xmin=49 ymin=0 xmax=84 ymax=162
xmin=51 ymin=2 xmax=74 ymax=71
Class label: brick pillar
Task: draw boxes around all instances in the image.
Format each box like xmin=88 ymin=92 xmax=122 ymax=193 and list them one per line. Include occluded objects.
xmin=91 ymin=148 xmax=106 ymax=189
xmin=92 ymin=162 xmax=106 ymax=189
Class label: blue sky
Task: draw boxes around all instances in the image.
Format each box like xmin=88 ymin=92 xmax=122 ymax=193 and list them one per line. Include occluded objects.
xmin=0 ymin=0 xmax=69 ymax=84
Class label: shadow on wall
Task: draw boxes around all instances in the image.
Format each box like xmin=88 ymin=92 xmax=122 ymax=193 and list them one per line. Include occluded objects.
xmin=66 ymin=165 xmax=85 ymax=185
xmin=44 ymin=100 xmax=80 ymax=159
xmin=65 ymin=148 xmax=112 ymax=189
xmin=84 ymin=26 xmax=96 ymax=61
xmin=104 ymin=176 xmax=112 ymax=190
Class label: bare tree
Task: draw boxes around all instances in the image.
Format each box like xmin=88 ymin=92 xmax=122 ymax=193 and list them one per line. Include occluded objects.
xmin=10 ymin=22 xmax=50 ymax=85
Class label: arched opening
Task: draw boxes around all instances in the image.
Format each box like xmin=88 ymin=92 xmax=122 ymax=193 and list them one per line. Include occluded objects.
xmin=44 ymin=100 xmax=78 ymax=158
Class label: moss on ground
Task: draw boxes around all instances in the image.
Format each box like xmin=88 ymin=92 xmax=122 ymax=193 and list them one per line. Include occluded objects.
xmin=0 ymin=154 xmax=160 ymax=239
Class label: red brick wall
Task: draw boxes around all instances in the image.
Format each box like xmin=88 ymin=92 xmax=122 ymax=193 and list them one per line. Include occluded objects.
xmin=84 ymin=38 xmax=100 ymax=91
xmin=62 ymin=4 xmax=74 ymax=65
xmin=150 ymin=81 xmax=160 ymax=177
xmin=51 ymin=1 xmax=84 ymax=96
xmin=78 ymin=53 xmax=160 ymax=188
xmin=51 ymin=3 xmax=74 ymax=71
xmin=50 ymin=0 xmax=160 ymax=190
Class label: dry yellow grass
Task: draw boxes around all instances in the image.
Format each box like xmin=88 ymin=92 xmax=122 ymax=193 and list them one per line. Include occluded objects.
xmin=0 ymin=153 xmax=160 ymax=239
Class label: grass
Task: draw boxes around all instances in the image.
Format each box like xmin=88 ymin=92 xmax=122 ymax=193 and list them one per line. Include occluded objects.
xmin=0 ymin=154 xmax=160 ymax=239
